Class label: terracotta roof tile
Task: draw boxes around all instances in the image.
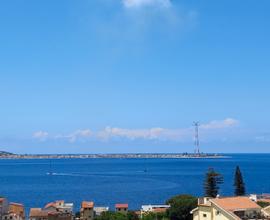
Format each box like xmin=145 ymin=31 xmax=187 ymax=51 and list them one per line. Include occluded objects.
xmin=115 ymin=204 xmax=128 ymax=209
xmin=211 ymin=197 xmax=261 ymax=211
xmin=29 ymin=208 xmax=48 ymax=218
xmin=44 ymin=202 xmax=57 ymax=209
xmin=9 ymin=202 xmax=24 ymax=207
xmin=81 ymin=201 xmax=94 ymax=209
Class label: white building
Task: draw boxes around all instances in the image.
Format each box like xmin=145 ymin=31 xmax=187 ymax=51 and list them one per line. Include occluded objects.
xmin=141 ymin=205 xmax=170 ymax=213
xmin=191 ymin=197 xmax=262 ymax=220
xmin=44 ymin=200 xmax=73 ymax=214
xmin=93 ymin=207 xmax=109 ymax=216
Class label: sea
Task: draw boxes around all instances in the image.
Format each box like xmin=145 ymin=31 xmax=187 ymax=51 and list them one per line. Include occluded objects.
xmin=0 ymin=154 xmax=270 ymax=213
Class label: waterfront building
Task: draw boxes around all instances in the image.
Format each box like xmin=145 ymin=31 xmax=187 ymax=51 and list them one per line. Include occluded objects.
xmin=80 ymin=201 xmax=94 ymax=220
xmin=141 ymin=205 xmax=170 ymax=214
xmin=48 ymin=211 xmax=72 ymax=220
xmin=29 ymin=208 xmax=48 ymax=220
xmin=44 ymin=201 xmax=73 ymax=214
xmin=30 ymin=200 xmax=73 ymax=220
xmin=6 ymin=202 xmax=25 ymax=220
xmin=115 ymin=204 xmax=128 ymax=213
xmin=2 ymin=212 xmax=23 ymax=220
xmin=0 ymin=198 xmax=25 ymax=220
xmin=191 ymin=197 xmax=262 ymax=220
xmin=93 ymin=207 xmax=109 ymax=216
xmin=0 ymin=198 xmax=9 ymax=220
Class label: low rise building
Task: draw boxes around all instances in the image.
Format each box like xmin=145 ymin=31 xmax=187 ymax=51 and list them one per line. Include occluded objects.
xmin=48 ymin=211 xmax=72 ymax=220
xmin=44 ymin=201 xmax=73 ymax=214
xmin=0 ymin=198 xmax=9 ymax=219
xmin=6 ymin=202 xmax=25 ymax=220
xmin=29 ymin=208 xmax=49 ymax=220
xmin=93 ymin=207 xmax=109 ymax=216
xmin=115 ymin=204 xmax=128 ymax=214
xmin=191 ymin=197 xmax=262 ymax=220
xmin=30 ymin=200 xmax=73 ymax=220
xmin=2 ymin=212 xmax=23 ymax=220
xmin=80 ymin=201 xmax=94 ymax=220
xmin=141 ymin=205 xmax=170 ymax=214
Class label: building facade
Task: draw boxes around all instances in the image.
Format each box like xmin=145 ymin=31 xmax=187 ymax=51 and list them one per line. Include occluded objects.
xmin=80 ymin=201 xmax=94 ymax=220
xmin=93 ymin=207 xmax=109 ymax=216
xmin=0 ymin=198 xmax=9 ymax=219
xmin=115 ymin=204 xmax=128 ymax=214
xmin=29 ymin=208 xmax=49 ymax=220
xmin=191 ymin=197 xmax=262 ymax=220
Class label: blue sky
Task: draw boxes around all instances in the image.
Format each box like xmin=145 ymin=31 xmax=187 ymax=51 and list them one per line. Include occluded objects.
xmin=0 ymin=0 xmax=269 ymax=154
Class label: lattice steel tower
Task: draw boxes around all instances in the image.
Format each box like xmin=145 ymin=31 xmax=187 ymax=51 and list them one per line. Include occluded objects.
xmin=193 ymin=122 xmax=200 ymax=155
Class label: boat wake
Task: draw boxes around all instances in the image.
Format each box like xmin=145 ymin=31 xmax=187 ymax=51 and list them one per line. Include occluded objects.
xmin=46 ymin=172 xmax=86 ymax=176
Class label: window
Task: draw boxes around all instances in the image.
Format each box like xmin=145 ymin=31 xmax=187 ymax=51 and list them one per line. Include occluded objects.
xmin=203 ymin=214 xmax=207 ymax=218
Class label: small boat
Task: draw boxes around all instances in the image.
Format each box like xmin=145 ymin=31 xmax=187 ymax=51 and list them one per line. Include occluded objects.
xmin=46 ymin=160 xmax=56 ymax=175
xmin=46 ymin=172 xmax=57 ymax=175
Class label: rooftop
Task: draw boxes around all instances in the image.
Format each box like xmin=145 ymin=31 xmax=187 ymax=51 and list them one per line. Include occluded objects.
xmin=9 ymin=202 xmax=25 ymax=216
xmin=9 ymin=202 xmax=24 ymax=207
xmin=211 ymin=197 xmax=261 ymax=211
xmin=115 ymin=204 xmax=128 ymax=209
xmin=44 ymin=202 xmax=57 ymax=209
xmin=81 ymin=201 xmax=94 ymax=209
xmin=29 ymin=208 xmax=48 ymax=218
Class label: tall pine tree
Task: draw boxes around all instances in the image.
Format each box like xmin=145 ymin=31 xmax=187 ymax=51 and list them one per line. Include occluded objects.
xmin=234 ymin=166 xmax=246 ymax=196
xmin=204 ymin=168 xmax=223 ymax=198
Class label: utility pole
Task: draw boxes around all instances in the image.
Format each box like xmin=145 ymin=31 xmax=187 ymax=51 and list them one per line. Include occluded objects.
xmin=193 ymin=122 xmax=200 ymax=155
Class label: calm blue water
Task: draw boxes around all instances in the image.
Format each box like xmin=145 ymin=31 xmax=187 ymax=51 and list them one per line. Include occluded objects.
xmin=0 ymin=154 xmax=270 ymax=213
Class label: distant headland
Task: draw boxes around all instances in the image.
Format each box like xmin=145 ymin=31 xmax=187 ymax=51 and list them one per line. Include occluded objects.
xmin=0 ymin=151 xmax=226 ymax=159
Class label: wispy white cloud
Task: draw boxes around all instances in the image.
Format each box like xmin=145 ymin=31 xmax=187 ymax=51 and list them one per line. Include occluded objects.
xmin=32 ymin=118 xmax=239 ymax=143
xmin=123 ymin=0 xmax=171 ymax=8
xmin=32 ymin=131 xmax=49 ymax=141
xmin=97 ymin=118 xmax=238 ymax=141
xmin=201 ymin=118 xmax=239 ymax=130
xmin=55 ymin=129 xmax=92 ymax=143
xmin=97 ymin=126 xmax=189 ymax=141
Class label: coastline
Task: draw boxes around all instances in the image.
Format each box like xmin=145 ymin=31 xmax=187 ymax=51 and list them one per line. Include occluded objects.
xmin=0 ymin=153 xmax=229 ymax=159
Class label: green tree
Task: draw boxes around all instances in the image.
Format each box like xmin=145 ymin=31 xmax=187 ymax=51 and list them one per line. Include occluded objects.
xmin=166 ymin=194 xmax=197 ymax=220
xmin=257 ymin=201 xmax=270 ymax=208
xmin=142 ymin=212 xmax=168 ymax=220
xmin=234 ymin=166 xmax=246 ymax=196
xmin=204 ymin=168 xmax=223 ymax=197
xmin=95 ymin=212 xmax=127 ymax=220
xmin=127 ymin=211 xmax=139 ymax=220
